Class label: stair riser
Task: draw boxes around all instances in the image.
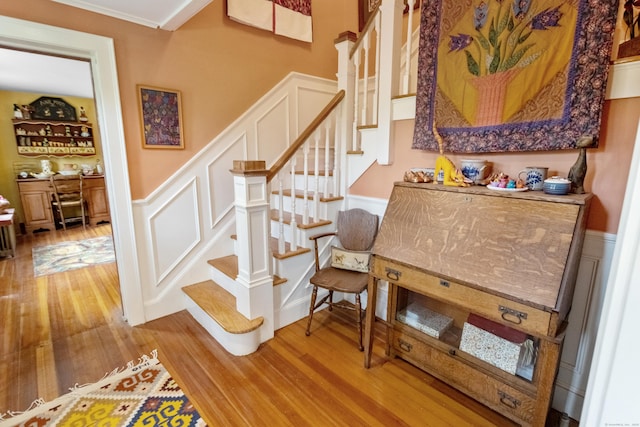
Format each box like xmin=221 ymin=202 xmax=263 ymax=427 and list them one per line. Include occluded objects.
xmin=184 ymin=293 xmax=261 ymax=356
xmin=209 ymin=266 xmax=238 ymax=297
xmin=270 ymin=194 xmax=341 ymax=218
xmin=269 ymin=220 xmax=335 ymax=249
xmin=291 ymin=174 xmax=335 ymax=192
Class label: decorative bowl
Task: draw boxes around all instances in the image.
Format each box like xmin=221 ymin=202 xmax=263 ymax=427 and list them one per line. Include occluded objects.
xmin=543 ymin=176 xmax=571 ymax=195
xmin=30 ymin=172 xmax=53 ymax=179
xmin=58 ymin=170 xmax=80 ymax=176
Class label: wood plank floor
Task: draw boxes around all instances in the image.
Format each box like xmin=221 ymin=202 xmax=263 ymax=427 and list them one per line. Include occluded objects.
xmin=0 ymin=225 xmax=569 ymax=426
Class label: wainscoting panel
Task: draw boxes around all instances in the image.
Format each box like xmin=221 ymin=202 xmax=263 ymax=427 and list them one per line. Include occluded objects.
xmin=256 ymin=95 xmax=290 ymax=164
xmin=552 ymin=231 xmax=616 ymax=420
xmin=149 ymin=178 xmax=201 ymax=283
xmin=208 ymin=137 xmax=246 ymax=227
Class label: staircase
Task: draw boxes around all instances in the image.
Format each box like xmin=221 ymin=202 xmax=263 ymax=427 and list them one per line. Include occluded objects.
xmin=182 ymin=0 xmax=421 ymax=355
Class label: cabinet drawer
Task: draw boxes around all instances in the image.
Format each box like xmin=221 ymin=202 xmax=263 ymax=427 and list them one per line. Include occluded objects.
xmin=374 ymin=257 xmax=553 ymax=337
xmin=392 ymin=330 xmax=536 ymax=425
xmin=18 ymin=180 xmax=53 ymax=192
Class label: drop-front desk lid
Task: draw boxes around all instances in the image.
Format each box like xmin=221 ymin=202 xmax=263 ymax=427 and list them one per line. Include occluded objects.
xmin=372 ymin=182 xmax=592 ymax=311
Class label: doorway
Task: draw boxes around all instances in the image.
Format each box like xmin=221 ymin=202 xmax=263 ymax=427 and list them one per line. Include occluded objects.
xmin=0 ymin=15 xmax=144 ymax=325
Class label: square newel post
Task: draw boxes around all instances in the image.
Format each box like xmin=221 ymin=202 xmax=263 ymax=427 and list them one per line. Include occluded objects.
xmin=377 ymin=0 xmax=404 ymax=165
xmin=335 ymin=31 xmax=357 ymax=191
xmin=230 ymin=160 xmax=274 ymax=342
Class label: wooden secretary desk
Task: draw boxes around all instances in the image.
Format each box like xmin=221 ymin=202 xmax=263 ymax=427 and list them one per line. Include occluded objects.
xmin=363 ymin=182 xmax=591 ymax=426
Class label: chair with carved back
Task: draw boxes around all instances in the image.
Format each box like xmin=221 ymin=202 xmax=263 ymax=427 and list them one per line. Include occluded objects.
xmin=305 ymin=208 xmax=379 ymax=350
xmin=50 ymin=174 xmax=87 ymax=230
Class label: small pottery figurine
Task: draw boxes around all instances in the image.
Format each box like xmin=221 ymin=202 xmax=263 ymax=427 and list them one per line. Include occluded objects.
xmin=13 ymin=104 xmax=23 ymax=119
xmin=568 ymin=135 xmax=597 ymax=194
xmin=20 ymin=105 xmax=33 ymax=119
xmin=79 ymin=106 xmax=89 ymax=122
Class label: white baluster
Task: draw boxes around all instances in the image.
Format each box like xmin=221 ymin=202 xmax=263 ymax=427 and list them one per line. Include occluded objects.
xmin=324 ymin=118 xmax=331 ymax=197
xmin=361 ymin=31 xmax=370 ymax=125
xmin=289 ymin=156 xmax=298 ymax=251
xmin=278 ymin=172 xmax=285 ymax=255
xmin=313 ymin=131 xmax=320 ymax=222
xmin=373 ymin=12 xmax=381 ymax=124
xmin=352 ymin=50 xmax=361 ymax=152
xmin=303 ymin=141 xmax=310 ymax=225
xmin=333 ymin=107 xmax=341 ymax=198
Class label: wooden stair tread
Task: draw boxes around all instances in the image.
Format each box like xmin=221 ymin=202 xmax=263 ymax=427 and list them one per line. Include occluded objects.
xmin=209 ymin=252 xmax=288 ymax=285
xmin=273 ymin=275 xmax=287 ymax=286
xmin=269 ymin=237 xmax=311 ymax=260
xmin=183 ymin=280 xmax=263 ymax=334
xmin=269 ymin=209 xmax=332 ymax=229
xmin=274 ymin=189 xmax=343 ymax=203
xmin=208 ymin=255 xmax=238 ymax=279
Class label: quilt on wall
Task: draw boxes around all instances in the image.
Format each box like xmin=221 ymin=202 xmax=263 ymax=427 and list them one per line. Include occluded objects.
xmin=412 ymin=0 xmax=618 ymax=153
xmin=227 ymin=0 xmax=313 ymax=43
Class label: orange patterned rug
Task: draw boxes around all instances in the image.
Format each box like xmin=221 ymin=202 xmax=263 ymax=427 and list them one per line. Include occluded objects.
xmin=0 ymin=350 xmax=206 ymax=427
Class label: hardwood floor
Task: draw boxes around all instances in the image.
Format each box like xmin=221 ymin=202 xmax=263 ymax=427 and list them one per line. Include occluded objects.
xmin=1 ymin=225 xmax=568 ymax=426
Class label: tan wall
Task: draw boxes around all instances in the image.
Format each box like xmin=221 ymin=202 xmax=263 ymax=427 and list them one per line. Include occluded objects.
xmin=0 ymin=91 xmax=102 ymax=224
xmin=349 ymin=97 xmax=640 ymax=234
xmin=0 ymin=0 xmax=358 ymax=199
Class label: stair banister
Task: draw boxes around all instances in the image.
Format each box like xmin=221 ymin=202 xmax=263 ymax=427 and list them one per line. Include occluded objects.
xmin=266 ymin=90 xmax=345 ymax=183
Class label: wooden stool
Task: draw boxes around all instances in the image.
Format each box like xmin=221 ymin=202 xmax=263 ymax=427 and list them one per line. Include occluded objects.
xmin=0 ymin=208 xmax=17 ymax=258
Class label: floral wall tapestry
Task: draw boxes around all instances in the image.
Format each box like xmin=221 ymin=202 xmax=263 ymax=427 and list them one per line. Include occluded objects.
xmin=412 ymin=0 xmax=618 ymax=153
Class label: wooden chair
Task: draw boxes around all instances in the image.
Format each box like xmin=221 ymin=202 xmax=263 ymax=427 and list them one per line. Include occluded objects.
xmin=50 ymin=174 xmax=87 ymax=230
xmin=305 ymin=208 xmax=379 ymax=350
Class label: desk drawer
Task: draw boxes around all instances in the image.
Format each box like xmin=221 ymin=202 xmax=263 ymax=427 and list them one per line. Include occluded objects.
xmin=373 ymin=257 xmax=553 ymax=337
xmin=392 ymin=330 xmax=536 ymax=425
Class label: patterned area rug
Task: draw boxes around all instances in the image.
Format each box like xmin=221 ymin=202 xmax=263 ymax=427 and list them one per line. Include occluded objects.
xmin=0 ymin=350 xmax=206 ymax=427
xmin=32 ymin=236 xmax=115 ymax=277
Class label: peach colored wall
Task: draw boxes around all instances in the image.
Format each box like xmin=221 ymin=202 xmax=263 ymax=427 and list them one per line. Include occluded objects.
xmin=0 ymin=0 xmax=358 ymax=199
xmin=349 ymin=98 xmax=640 ymax=234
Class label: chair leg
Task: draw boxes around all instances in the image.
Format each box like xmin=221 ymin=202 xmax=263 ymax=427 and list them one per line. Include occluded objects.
xmin=59 ymin=206 xmax=67 ymax=231
xmin=305 ymin=285 xmax=318 ymax=336
xmin=81 ymin=201 xmax=87 ymax=229
xmin=328 ymin=290 xmax=334 ymax=311
xmin=356 ymin=293 xmax=364 ymax=351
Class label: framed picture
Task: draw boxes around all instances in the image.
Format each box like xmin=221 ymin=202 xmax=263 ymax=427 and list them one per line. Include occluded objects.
xmin=358 ymin=0 xmax=420 ymax=31
xmin=137 ymin=85 xmax=184 ymax=149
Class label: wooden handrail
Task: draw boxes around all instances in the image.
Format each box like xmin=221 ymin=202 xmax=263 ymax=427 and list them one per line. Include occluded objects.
xmin=349 ymin=0 xmax=382 ymax=59
xmin=266 ymin=90 xmax=345 ymax=183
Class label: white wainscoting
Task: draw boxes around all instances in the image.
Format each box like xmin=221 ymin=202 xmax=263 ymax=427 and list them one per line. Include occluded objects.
xmin=348 ymin=195 xmax=615 ymax=422
xmin=553 ymin=230 xmax=616 ymax=420
xmin=132 ymin=73 xmax=338 ymax=321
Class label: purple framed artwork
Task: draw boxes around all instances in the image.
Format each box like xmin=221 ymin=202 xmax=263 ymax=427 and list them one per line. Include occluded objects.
xmin=411 ymin=0 xmax=618 ymax=153
xmin=137 ymin=85 xmax=184 ymax=149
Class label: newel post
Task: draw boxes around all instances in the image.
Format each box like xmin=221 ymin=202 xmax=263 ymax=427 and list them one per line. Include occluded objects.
xmin=377 ymin=0 xmax=404 ymax=165
xmin=335 ymin=31 xmax=357 ymax=193
xmin=230 ymin=160 xmax=274 ymax=342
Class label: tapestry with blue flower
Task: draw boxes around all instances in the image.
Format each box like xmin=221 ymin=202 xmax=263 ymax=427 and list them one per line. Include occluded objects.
xmin=412 ymin=0 xmax=618 ymax=153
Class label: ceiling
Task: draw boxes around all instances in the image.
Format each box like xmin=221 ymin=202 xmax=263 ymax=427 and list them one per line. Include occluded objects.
xmin=0 ymin=0 xmax=213 ymax=99
xmin=0 ymin=48 xmax=94 ymax=98
xmin=52 ymin=0 xmax=213 ymax=31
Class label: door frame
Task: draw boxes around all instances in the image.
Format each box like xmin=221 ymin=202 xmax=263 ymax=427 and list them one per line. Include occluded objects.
xmin=0 ymin=15 xmax=145 ymax=325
